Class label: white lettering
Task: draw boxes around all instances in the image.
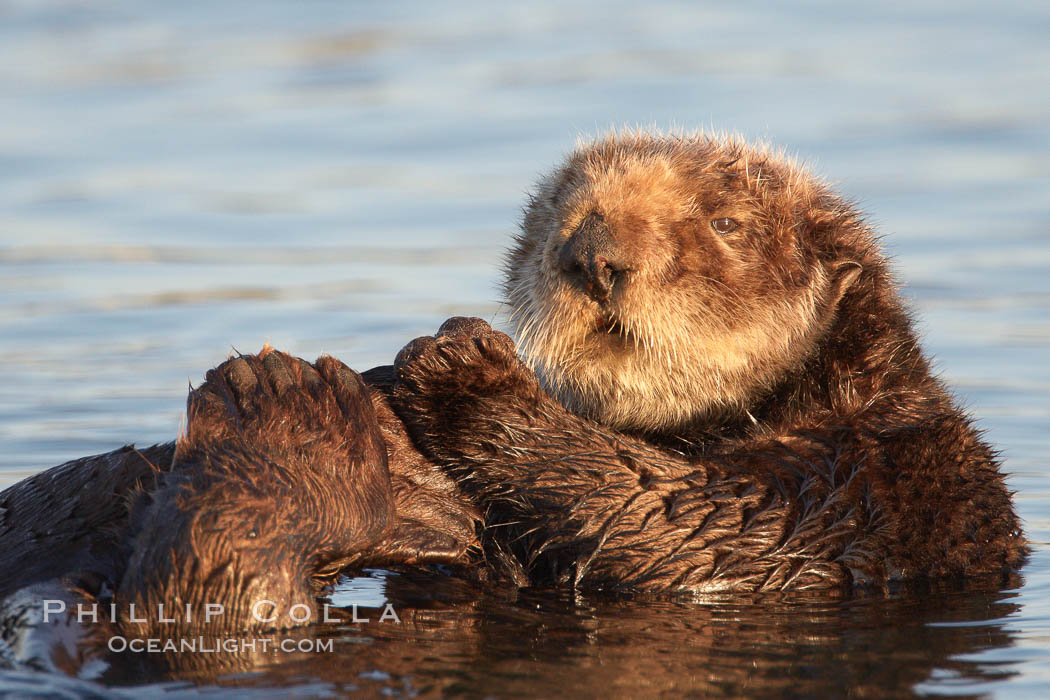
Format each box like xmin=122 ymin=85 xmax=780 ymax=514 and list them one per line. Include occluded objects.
xmin=76 ymin=603 xmax=98 ymax=624
xmin=252 ymin=599 xmax=278 ymax=623
xmin=157 ymin=604 xmax=175 ymax=623
xmin=128 ymin=604 xmax=146 ymax=623
xmin=42 ymin=599 xmax=66 ymax=623
xmin=379 ymin=604 xmax=401 ymax=623
xmin=289 ymin=603 xmax=312 ymax=623
xmin=204 ymin=603 xmax=223 ymax=623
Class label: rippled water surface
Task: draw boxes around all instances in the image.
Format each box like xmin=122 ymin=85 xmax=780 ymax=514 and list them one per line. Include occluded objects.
xmin=1 ymin=1 xmax=1048 ymax=697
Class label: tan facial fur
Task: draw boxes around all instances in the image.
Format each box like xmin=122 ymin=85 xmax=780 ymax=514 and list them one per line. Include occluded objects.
xmin=504 ymin=131 xmax=862 ymax=434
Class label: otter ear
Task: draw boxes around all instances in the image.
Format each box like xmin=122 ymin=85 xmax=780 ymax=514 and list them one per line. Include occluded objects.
xmin=830 ymin=261 xmax=863 ymax=304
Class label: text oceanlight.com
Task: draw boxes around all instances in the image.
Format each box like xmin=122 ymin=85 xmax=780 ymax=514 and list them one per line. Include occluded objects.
xmin=107 ymin=636 xmax=334 ymax=654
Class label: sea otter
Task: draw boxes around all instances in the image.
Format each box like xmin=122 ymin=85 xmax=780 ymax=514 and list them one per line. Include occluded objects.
xmin=0 ymin=131 xmax=1025 ymax=651
xmin=389 ymin=131 xmax=1026 ymax=590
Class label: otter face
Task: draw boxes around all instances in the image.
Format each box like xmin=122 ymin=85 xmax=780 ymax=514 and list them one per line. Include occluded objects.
xmin=505 ymin=133 xmax=865 ymax=434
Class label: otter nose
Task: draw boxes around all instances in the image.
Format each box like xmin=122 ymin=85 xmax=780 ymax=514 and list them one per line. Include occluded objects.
xmin=558 ymin=213 xmax=628 ymax=304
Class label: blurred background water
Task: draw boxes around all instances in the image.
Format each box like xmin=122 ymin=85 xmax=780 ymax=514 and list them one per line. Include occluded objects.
xmin=0 ymin=0 xmax=1047 ymax=696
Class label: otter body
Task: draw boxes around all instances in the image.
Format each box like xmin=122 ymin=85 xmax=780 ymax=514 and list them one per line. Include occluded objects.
xmin=0 ymin=132 xmax=1024 ymax=645
xmin=391 ymin=132 xmax=1025 ymax=590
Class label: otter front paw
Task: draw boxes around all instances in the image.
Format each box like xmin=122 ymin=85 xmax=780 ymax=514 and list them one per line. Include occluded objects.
xmin=185 ymin=349 xmax=384 ymax=456
xmin=394 ymin=317 xmax=532 ymax=394
xmin=391 ymin=317 xmax=544 ymax=451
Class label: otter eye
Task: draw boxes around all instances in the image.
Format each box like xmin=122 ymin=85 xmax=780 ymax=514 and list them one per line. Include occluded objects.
xmin=710 ymin=217 xmax=738 ymax=234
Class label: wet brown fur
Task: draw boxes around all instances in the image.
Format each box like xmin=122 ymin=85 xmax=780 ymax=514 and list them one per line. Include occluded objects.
xmin=390 ymin=131 xmax=1026 ymax=592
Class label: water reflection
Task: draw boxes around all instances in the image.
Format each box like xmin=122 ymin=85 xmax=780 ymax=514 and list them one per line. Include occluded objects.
xmin=1 ymin=569 xmax=1021 ymax=697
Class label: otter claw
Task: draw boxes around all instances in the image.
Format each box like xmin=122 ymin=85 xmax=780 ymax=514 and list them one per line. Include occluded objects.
xmin=474 ymin=329 xmax=516 ymax=357
xmin=293 ymin=357 xmax=326 ymax=398
xmin=223 ymin=356 xmax=261 ymax=401
xmin=262 ymin=351 xmax=296 ymax=396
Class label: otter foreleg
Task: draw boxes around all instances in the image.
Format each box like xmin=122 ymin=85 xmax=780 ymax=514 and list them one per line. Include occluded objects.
xmin=389 ymin=318 xmax=1021 ymax=592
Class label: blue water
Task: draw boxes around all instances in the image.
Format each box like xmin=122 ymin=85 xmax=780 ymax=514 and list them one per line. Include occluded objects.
xmin=0 ymin=0 xmax=1048 ymax=696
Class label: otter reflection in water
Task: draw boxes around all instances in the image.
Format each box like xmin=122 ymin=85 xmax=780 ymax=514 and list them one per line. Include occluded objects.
xmin=0 ymin=132 xmax=1025 ymax=666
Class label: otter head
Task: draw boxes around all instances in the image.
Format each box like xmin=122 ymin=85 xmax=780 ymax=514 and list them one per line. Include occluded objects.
xmin=505 ymin=132 xmax=870 ymax=434
xmin=115 ymin=439 xmax=392 ymax=636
